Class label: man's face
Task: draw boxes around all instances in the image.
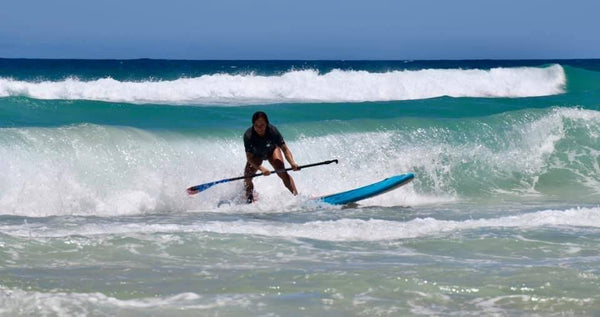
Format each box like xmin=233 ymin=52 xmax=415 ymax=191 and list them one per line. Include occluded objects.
xmin=253 ymin=118 xmax=267 ymax=136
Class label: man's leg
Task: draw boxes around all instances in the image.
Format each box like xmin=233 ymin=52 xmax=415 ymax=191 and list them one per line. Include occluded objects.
xmin=269 ymin=147 xmax=298 ymax=195
xmin=244 ymin=157 xmax=263 ymax=203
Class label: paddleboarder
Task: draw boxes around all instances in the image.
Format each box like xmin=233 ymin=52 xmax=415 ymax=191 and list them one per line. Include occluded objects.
xmin=243 ymin=111 xmax=299 ymax=203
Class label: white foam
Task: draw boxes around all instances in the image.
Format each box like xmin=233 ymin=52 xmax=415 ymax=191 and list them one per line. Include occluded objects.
xmin=197 ymin=206 xmax=600 ymax=241
xmin=0 ymin=286 xmax=254 ymax=315
xmin=0 ymin=65 xmax=565 ymax=104
xmin=0 ymin=124 xmax=217 ymax=216
xmin=2 ymin=207 xmax=599 ymax=241
xmin=0 ymin=126 xmax=430 ymax=217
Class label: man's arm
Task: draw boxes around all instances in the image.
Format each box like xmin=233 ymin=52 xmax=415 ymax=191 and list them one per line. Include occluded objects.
xmin=280 ymin=144 xmax=299 ymax=170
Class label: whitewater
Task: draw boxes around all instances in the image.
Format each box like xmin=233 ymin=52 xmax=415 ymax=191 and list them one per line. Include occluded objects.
xmin=1 ymin=59 xmax=599 ymax=316
xmin=0 ymin=64 xmax=565 ymax=104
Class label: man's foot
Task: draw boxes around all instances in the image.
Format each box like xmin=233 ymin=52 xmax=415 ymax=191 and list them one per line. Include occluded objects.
xmin=246 ymin=193 xmax=254 ymax=204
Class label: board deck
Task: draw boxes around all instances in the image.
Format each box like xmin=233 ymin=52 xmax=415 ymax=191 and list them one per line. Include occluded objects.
xmin=318 ymin=173 xmax=414 ymax=205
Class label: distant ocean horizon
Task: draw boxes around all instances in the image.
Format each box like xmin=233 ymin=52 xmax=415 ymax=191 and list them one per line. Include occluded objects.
xmin=1 ymin=58 xmax=599 ymax=315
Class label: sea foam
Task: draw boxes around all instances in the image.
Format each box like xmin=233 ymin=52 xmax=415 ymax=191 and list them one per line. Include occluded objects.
xmin=0 ymin=65 xmax=566 ymax=104
xmin=3 ymin=207 xmax=599 ymax=241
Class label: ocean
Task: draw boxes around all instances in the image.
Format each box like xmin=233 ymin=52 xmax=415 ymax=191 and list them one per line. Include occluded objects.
xmin=1 ymin=59 xmax=599 ymax=316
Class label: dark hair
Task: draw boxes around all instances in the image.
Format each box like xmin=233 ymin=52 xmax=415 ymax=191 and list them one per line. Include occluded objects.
xmin=252 ymin=111 xmax=269 ymax=125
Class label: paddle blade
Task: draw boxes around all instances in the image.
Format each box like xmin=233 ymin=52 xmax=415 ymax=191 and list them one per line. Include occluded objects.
xmin=186 ymin=178 xmax=231 ymax=195
xmin=186 ymin=182 xmax=216 ymax=195
xmin=186 ymin=187 xmax=200 ymax=195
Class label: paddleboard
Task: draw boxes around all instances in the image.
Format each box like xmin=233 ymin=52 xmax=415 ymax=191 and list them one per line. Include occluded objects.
xmin=318 ymin=173 xmax=414 ymax=205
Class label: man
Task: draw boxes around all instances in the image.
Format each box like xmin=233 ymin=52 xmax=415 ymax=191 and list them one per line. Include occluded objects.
xmin=243 ymin=111 xmax=299 ymax=203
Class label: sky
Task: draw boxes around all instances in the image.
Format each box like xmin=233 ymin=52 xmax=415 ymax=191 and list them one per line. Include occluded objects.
xmin=1 ymin=0 xmax=599 ymax=60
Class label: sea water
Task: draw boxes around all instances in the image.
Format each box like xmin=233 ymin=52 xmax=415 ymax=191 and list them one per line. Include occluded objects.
xmin=1 ymin=59 xmax=599 ymax=315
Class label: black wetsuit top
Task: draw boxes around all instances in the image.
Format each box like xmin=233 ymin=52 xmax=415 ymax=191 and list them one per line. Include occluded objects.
xmin=244 ymin=124 xmax=285 ymax=160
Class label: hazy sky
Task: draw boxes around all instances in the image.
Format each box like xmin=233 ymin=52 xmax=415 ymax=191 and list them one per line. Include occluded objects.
xmin=1 ymin=0 xmax=599 ymax=60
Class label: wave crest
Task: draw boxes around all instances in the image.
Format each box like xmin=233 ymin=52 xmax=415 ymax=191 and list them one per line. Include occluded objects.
xmin=0 ymin=65 xmax=566 ymax=105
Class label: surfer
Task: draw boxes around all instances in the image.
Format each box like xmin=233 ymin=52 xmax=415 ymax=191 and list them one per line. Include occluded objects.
xmin=243 ymin=111 xmax=299 ymax=203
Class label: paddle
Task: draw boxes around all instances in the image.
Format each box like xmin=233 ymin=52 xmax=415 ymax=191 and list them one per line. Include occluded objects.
xmin=186 ymin=159 xmax=339 ymax=195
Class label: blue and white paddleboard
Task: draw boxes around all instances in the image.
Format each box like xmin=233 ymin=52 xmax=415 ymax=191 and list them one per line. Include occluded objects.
xmin=318 ymin=173 xmax=415 ymax=205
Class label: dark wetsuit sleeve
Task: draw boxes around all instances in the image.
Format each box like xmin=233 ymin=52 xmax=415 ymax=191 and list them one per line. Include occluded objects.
xmin=243 ymin=128 xmax=253 ymax=153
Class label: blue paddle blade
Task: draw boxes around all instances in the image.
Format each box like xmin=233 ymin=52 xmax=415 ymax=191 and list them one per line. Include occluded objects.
xmin=186 ymin=182 xmax=216 ymax=195
xmin=186 ymin=180 xmax=223 ymax=195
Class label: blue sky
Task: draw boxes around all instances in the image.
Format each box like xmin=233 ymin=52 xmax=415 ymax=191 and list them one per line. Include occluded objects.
xmin=1 ymin=0 xmax=599 ymax=60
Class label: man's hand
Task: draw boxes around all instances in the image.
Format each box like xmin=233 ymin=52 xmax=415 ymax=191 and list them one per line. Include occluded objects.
xmin=259 ymin=166 xmax=270 ymax=176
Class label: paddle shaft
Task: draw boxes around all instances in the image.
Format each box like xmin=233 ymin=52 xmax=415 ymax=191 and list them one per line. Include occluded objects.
xmin=229 ymin=159 xmax=338 ymax=181
xmin=187 ymin=159 xmax=338 ymax=194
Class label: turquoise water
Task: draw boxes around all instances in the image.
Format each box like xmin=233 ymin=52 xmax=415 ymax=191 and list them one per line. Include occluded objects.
xmin=1 ymin=59 xmax=600 ymax=315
